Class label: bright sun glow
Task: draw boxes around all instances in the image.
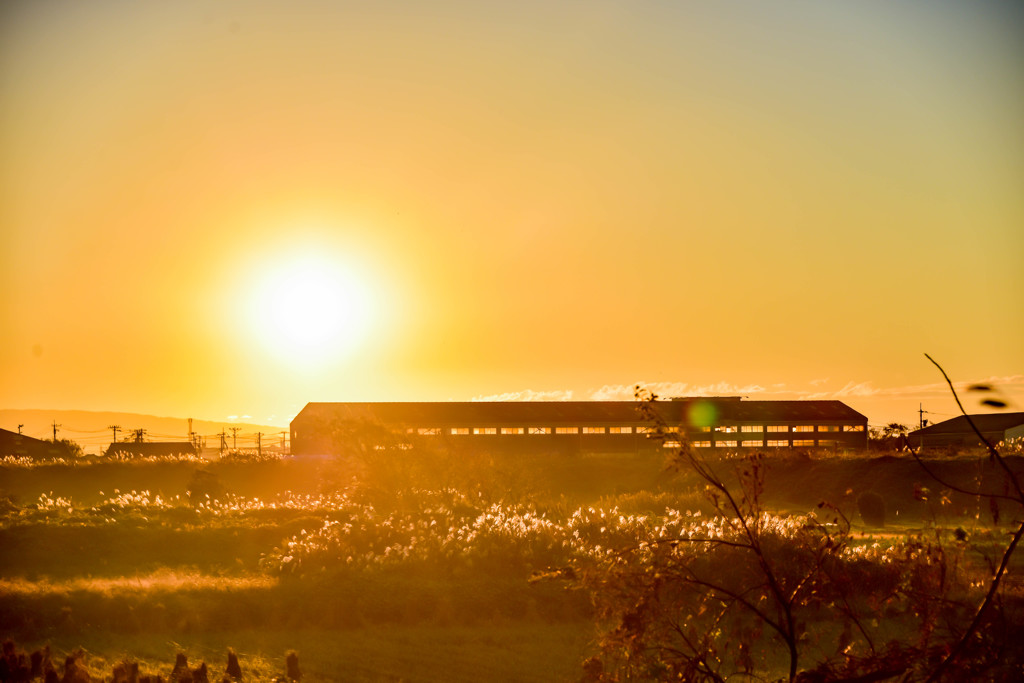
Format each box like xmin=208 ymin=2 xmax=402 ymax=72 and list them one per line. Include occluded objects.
xmin=247 ymin=253 xmax=374 ymax=367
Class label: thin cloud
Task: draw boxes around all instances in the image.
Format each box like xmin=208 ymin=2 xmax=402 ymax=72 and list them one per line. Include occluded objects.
xmin=832 ymin=381 xmax=880 ymax=398
xmin=586 ymin=385 xmax=637 ymax=401
xmin=466 ymin=376 xmax=1022 ymax=413
xmin=791 ymin=375 xmax=1023 ymax=408
xmin=589 ymin=382 xmax=767 ymax=401
xmin=472 ymin=389 xmax=574 ymax=402
xmin=969 ymin=374 xmax=1024 ymax=390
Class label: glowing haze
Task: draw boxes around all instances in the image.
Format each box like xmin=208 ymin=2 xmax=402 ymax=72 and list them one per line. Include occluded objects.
xmin=1 ymin=0 xmax=1021 ymax=428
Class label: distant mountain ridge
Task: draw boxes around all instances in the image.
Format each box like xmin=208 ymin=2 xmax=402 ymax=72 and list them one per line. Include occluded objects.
xmin=0 ymin=409 xmax=286 ymax=455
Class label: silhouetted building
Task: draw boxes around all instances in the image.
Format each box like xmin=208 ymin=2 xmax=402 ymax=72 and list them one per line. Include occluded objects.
xmin=0 ymin=428 xmax=62 ymax=459
xmin=290 ymin=398 xmax=868 ymax=456
xmin=104 ymin=442 xmax=198 ymax=458
xmin=908 ymin=413 xmax=1024 ymax=449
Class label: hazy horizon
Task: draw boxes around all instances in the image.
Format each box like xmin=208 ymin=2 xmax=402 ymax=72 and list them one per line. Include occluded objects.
xmin=4 ymin=369 xmax=1023 ymax=448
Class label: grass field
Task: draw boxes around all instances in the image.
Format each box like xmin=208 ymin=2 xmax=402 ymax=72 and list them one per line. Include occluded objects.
xmin=2 ymin=447 xmax=1021 ymax=681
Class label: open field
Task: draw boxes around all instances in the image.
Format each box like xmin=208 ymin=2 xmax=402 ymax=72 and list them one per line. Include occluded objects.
xmin=2 ymin=448 xmax=1023 ymax=681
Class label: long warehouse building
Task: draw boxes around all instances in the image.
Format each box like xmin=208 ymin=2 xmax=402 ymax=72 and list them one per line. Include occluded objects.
xmin=290 ymin=398 xmax=868 ymax=456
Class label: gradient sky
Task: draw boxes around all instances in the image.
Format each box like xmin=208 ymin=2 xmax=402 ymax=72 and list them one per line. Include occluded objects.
xmin=2 ymin=0 xmax=1022 ymax=428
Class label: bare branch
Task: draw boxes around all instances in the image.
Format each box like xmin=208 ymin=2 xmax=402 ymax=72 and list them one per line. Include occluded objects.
xmin=906 ymin=447 xmax=1019 ymax=505
xmin=925 ymin=518 xmax=1024 ymax=683
xmin=924 ymin=354 xmax=1024 ymax=501
xmin=921 ymin=355 xmax=1024 ymax=681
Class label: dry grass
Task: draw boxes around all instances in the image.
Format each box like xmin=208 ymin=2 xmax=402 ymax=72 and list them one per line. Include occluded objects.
xmin=2 ymin=448 xmax=1020 ymax=680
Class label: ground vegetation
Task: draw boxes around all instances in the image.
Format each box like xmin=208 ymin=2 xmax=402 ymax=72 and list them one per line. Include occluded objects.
xmin=0 ymin=370 xmax=1021 ymax=680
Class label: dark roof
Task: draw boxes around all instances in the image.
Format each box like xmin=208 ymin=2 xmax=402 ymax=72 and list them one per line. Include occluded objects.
xmin=294 ymin=400 xmax=867 ymax=426
xmin=653 ymin=400 xmax=866 ymax=423
xmin=909 ymin=413 xmax=1024 ymax=437
xmin=0 ymin=428 xmax=59 ymax=458
xmin=105 ymin=442 xmax=197 ymax=457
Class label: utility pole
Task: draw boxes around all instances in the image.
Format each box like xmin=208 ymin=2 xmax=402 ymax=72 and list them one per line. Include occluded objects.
xmin=218 ymin=431 xmax=227 ymax=455
xmin=17 ymin=424 xmax=23 ymax=435
xmin=919 ymin=404 xmax=925 ymax=430
xmin=187 ymin=418 xmax=194 ymax=446
xmin=230 ymin=427 xmax=240 ymax=450
xmin=52 ymin=421 xmax=61 ymax=441
xmin=132 ymin=429 xmax=146 ymax=443
xmin=256 ymin=432 xmax=262 ymax=458
xmin=279 ymin=431 xmax=287 ymax=449
xmin=108 ymin=424 xmax=121 ymax=443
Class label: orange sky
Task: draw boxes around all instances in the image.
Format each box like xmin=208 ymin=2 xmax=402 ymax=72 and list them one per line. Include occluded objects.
xmin=1 ymin=0 xmax=1022 ymax=428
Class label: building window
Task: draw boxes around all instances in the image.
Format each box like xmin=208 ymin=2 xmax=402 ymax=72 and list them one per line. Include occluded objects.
xmin=767 ymin=426 xmax=789 ymax=433
xmin=692 ymin=440 xmax=712 ymax=448
xmin=793 ymin=426 xmax=814 ymax=433
xmin=694 ymin=426 xmax=711 ymax=432
xmin=767 ymin=440 xmax=789 ymax=447
xmin=717 ymin=426 xmax=738 ymax=433
xmin=473 ymin=427 xmax=497 ymax=435
xmin=636 ymin=426 xmax=655 ymax=434
xmin=741 ymin=440 xmax=763 ymax=447
xmin=555 ymin=427 xmax=578 ymax=435
xmin=450 ymin=428 xmax=469 ymax=435
xmin=740 ymin=426 xmax=762 ymax=433
xmin=664 ymin=426 xmax=680 ymax=433
xmin=582 ymin=427 xmax=605 ymax=434
xmin=715 ymin=440 xmax=738 ymax=448
xmin=793 ymin=440 xmax=815 ymax=447
xmin=417 ymin=428 xmax=440 ymax=435
xmin=662 ymin=440 xmax=681 ymax=448
xmin=843 ymin=425 xmax=865 ymax=432
xmin=501 ymin=427 xmax=524 ymax=435
xmin=528 ymin=427 xmax=551 ymax=435
xmin=608 ymin=427 xmax=632 ymax=434
xmin=818 ymin=425 xmax=840 ymax=432
xmin=818 ymin=440 xmax=835 ymax=448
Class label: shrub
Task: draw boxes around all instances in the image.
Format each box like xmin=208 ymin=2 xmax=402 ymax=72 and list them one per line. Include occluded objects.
xmin=285 ymin=650 xmax=301 ymax=681
xmin=225 ymin=649 xmax=242 ymax=680
xmin=856 ymin=490 xmax=886 ymax=527
xmin=566 ymin=373 xmax=1024 ymax=682
xmin=186 ymin=469 xmax=226 ymax=504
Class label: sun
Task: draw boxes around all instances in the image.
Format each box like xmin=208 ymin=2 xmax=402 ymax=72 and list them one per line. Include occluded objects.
xmin=247 ymin=253 xmax=374 ymax=367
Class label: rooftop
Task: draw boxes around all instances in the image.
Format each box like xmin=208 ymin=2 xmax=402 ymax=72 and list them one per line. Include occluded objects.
xmin=293 ymin=399 xmax=867 ymax=426
xmin=909 ymin=412 xmax=1024 ymax=437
